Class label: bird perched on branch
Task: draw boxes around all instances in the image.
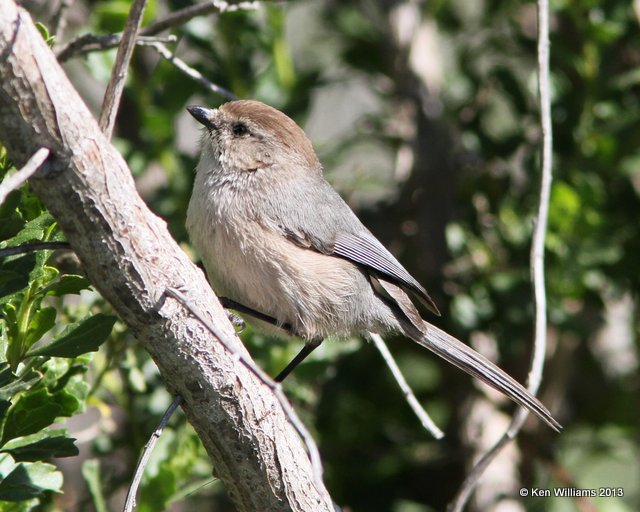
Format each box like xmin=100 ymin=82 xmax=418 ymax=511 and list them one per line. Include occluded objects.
xmin=186 ymin=99 xmax=560 ymax=431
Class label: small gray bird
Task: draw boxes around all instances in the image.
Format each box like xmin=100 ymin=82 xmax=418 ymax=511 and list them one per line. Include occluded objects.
xmin=186 ymin=99 xmax=560 ymax=431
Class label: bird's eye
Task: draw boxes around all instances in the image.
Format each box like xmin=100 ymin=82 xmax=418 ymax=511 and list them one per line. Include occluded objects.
xmin=232 ymin=122 xmax=249 ymax=136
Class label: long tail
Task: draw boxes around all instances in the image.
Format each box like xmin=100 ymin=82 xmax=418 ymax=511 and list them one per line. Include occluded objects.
xmin=412 ymin=321 xmax=561 ymax=431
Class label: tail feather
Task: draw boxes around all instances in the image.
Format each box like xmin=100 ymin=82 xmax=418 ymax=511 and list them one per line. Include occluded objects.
xmin=413 ymin=321 xmax=561 ymax=432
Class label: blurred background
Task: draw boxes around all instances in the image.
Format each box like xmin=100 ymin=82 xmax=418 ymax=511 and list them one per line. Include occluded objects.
xmin=5 ymin=0 xmax=640 ymax=510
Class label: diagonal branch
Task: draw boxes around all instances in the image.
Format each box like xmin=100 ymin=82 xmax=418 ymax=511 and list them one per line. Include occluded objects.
xmin=0 ymin=147 xmax=49 ymax=205
xmin=124 ymin=395 xmax=183 ymax=512
xmin=147 ymin=42 xmax=237 ymax=100
xmin=448 ymin=0 xmax=555 ymax=509
xmin=0 ymin=3 xmax=333 ymax=511
xmin=98 ymin=0 xmax=148 ymax=139
xmin=368 ymin=333 xmax=444 ymax=439
xmin=164 ymin=287 xmax=324 ymax=488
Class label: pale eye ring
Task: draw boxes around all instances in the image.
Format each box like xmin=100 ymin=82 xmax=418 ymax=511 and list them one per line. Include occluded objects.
xmin=232 ymin=122 xmax=249 ymax=136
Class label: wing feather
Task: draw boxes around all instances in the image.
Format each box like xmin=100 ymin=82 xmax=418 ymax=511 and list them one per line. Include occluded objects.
xmin=333 ymin=232 xmax=440 ymax=316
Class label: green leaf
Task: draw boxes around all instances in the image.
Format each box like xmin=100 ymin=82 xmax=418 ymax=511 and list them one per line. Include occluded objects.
xmin=52 ymin=387 xmax=83 ymax=418
xmin=550 ymin=186 xmax=580 ymax=229
xmin=4 ymin=214 xmax=54 ymax=247
xmin=0 ymin=256 xmax=33 ymax=304
xmin=82 ymin=459 xmax=108 ymax=512
xmin=0 ymin=190 xmax=25 ymax=241
xmin=35 ymin=22 xmax=55 ymax=47
xmin=0 ymin=402 xmax=9 ymax=422
xmin=0 ymin=365 xmax=40 ymax=402
xmin=0 ymin=456 xmax=62 ymax=501
xmin=23 ymin=307 xmax=56 ymax=350
xmin=1 ymin=429 xmax=78 ymax=462
xmin=1 ymin=303 xmax=19 ymax=342
xmin=0 ymin=364 xmax=15 ymax=388
xmin=26 ymin=314 xmax=116 ymax=358
xmin=139 ymin=467 xmax=177 ymax=512
xmin=29 ymin=266 xmax=58 ymax=295
xmin=0 ymin=388 xmax=62 ymax=445
xmin=0 ymin=497 xmax=40 ymax=511
xmin=39 ymin=358 xmax=71 ymax=387
xmin=40 ymin=274 xmax=91 ymax=297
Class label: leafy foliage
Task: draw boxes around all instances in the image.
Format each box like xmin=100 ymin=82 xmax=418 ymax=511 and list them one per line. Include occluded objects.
xmin=0 ymin=154 xmax=116 ymax=508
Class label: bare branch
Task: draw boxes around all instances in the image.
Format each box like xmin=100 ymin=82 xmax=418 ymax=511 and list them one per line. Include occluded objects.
xmin=98 ymin=0 xmax=149 ymax=139
xmin=145 ymin=0 xmax=259 ymax=35
xmin=147 ymin=42 xmax=237 ymax=101
xmin=56 ymin=0 xmax=259 ymax=62
xmin=0 ymin=4 xmax=333 ymax=510
xmin=124 ymin=396 xmax=183 ymax=512
xmin=368 ymin=333 xmax=444 ymax=439
xmin=50 ymin=0 xmax=73 ymax=46
xmin=527 ymin=0 xmax=554 ymax=423
xmin=448 ymin=0 xmax=555 ymax=509
xmin=0 ymin=147 xmax=49 ymax=205
xmin=57 ymin=34 xmax=176 ymax=61
xmin=0 ymin=241 xmax=71 ymax=258
xmin=164 ymin=287 xmax=325 ymax=490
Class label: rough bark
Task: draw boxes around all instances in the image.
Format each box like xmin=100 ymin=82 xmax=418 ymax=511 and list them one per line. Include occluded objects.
xmin=0 ymin=3 xmax=333 ymax=511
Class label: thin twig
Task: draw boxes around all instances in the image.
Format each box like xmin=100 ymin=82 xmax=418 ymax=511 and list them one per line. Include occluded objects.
xmin=123 ymin=395 xmax=183 ymax=512
xmin=51 ymin=0 xmax=73 ymax=47
xmin=56 ymin=0 xmax=259 ymax=62
xmin=162 ymin=287 xmax=325 ymax=491
xmin=447 ymin=0 xmax=554 ymax=510
xmin=144 ymin=0 xmax=259 ymax=35
xmin=98 ymin=0 xmax=149 ymax=139
xmin=0 ymin=241 xmax=71 ymax=258
xmin=0 ymin=147 xmax=50 ymax=206
xmin=122 ymin=35 xmax=178 ymax=46
xmin=57 ymin=34 xmax=177 ymax=60
xmin=147 ymin=42 xmax=237 ymax=100
xmin=368 ymin=333 xmax=444 ymax=439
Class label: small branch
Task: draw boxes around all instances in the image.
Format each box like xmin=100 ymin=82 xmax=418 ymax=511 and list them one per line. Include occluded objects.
xmin=57 ymin=34 xmax=176 ymax=61
xmin=448 ymin=0 xmax=554 ymax=510
xmin=145 ymin=0 xmax=259 ymax=35
xmin=162 ymin=287 xmax=325 ymax=491
xmin=124 ymin=395 xmax=183 ymax=512
xmin=0 ymin=147 xmax=49 ymax=205
xmin=0 ymin=241 xmax=71 ymax=258
xmin=122 ymin=35 xmax=178 ymax=46
xmin=98 ymin=0 xmax=149 ymax=139
xmin=147 ymin=42 xmax=237 ymax=100
xmin=527 ymin=0 xmax=554 ymax=427
xmin=368 ymin=333 xmax=444 ymax=439
xmin=56 ymin=0 xmax=259 ymax=62
xmin=50 ymin=0 xmax=73 ymax=46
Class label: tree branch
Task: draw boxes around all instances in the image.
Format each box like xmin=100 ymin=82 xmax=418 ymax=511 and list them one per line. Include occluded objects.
xmin=0 ymin=241 xmax=71 ymax=258
xmin=147 ymin=42 xmax=237 ymax=100
xmin=0 ymin=147 xmax=49 ymax=205
xmin=56 ymin=0 xmax=259 ymax=62
xmin=98 ymin=0 xmax=148 ymax=139
xmin=0 ymin=4 xmax=333 ymax=511
xmin=124 ymin=395 xmax=183 ymax=512
xmin=448 ymin=0 xmax=555 ymax=509
xmin=368 ymin=333 xmax=444 ymax=439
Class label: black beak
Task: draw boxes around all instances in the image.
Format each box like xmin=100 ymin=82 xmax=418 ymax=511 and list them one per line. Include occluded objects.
xmin=187 ymin=105 xmax=218 ymax=130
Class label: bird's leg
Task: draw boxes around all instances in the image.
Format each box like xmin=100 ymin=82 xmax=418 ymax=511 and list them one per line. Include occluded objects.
xmin=274 ymin=337 xmax=324 ymax=382
xmin=219 ymin=297 xmax=322 ymax=381
xmin=219 ymin=297 xmax=288 ymax=329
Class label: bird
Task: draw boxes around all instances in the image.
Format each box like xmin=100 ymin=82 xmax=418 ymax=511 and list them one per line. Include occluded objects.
xmin=185 ymin=99 xmax=560 ymax=431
